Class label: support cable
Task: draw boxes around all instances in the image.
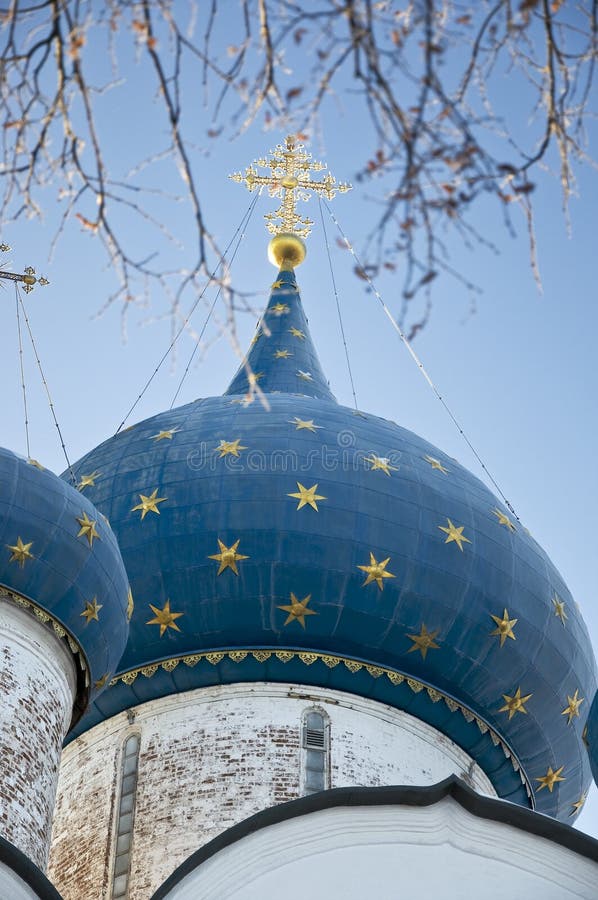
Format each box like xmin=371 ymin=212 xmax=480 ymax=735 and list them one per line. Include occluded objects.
xmin=116 ymin=189 xmax=263 ymax=433
xmin=318 ymin=195 xmax=358 ymax=409
xmin=322 ymin=199 xmax=519 ymax=521
xmin=169 ymin=191 xmax=259 ymax=409
xmin=14 ymin=287 xmax=31 ymax=459
xmin=15 ymin=284 xmax=75 ymax=484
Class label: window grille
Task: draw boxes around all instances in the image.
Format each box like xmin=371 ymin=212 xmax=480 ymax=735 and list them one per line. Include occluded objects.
xmin=302 ymin=710 xmax=329 ymax=795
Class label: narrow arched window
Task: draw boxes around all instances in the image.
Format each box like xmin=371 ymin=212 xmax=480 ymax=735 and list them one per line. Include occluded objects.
xmin=302 ymin=709 xmax=329 ymax=795
xmin=111 ymin=734 xmax=140 ymax=899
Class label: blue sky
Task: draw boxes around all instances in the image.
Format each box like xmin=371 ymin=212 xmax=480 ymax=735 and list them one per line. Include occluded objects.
xmin=1 ymin=8 xmax=597 ymax=837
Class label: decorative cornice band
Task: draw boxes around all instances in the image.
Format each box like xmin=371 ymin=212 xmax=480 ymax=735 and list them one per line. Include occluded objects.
xmin=109 ymin=647 xmax=533 ymax=804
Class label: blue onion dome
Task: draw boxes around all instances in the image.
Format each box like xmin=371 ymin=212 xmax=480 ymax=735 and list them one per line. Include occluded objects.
xmin=587 ymin=693 xmax=598 ymax=789
xmin=65 ymin=267 xmax=595 ymax=822
xmin=0 ymin=446 xmax=130 ymax=725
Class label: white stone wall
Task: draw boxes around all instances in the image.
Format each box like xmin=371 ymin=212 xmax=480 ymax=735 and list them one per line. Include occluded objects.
xmin=49 ymin=682 xmax=494 ymax=899
xmin=0 ymin=600 xmax=76 ymax=870
xmin=160 ymin=797 xmax=598 ymax=900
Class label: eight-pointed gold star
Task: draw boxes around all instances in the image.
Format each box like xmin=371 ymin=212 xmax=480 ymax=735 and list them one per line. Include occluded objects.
xmin=492 ymin=507 xmax=516 ymax=531
xmin=570 ymin=792 xmax=587 ymax=816
xmin=365 ymin=454 xmax=398 ymax=476
xmin=271 ymin=279 xmax=284 ymax=289
xmin=77 ymin=471 xmax=101 ymax=491
xmin=423 ymin=454 xmax=448 ymax=474
xmin=146 ymin=599 xmax=184 ymax=637
xmin=270 ymin=302 xmax=290 ymax=316
xmin=277 ymin=592 xmax=318 ymax=628
xmin=274 ymin=349 xmax=293 ymax=359
xmin=407 ymin=624 xmax=440 ymax=660
xmin=80 ymin=597 xmax=103 ymax=623
xmin=288 ymin=327 xmax=305 ymax=340
xmin=561 ymin=689 xmax=584 ymax=725
xmin=76 ymin=512 xmax=100 ymax=547
xmin=297 ymin=370 xmax=313 ymax=381
xmin=152 ymin=428 xmax=180 ymax=441
xmin=490 ymin=609 xmax=518 ymax=647
xmin=215 ymin=439 xmax=247 ymax=458
xmin=438 ymin=518 xmax=471 ymax=551
xmin=131 ymin=488 xmax=167 ymax=520
xmin=552 ymin=595 xmax=568 ymax=625
xmin=357 ymin=553 xmax=396 ymax=590
xmin=208 ymin=539 xmax=249 ymax=575
xmin=536 ymin=765 xmax=565 ymax=793
xmin=499 ymin=686 xmax=532 ymax=720
xmin=7 ymin=537 xmax=34 ymax=568
xmin=288 ymin=482 xmax=326 ymax=511
xmin=289 ymin=417 xmax=322 ymax=433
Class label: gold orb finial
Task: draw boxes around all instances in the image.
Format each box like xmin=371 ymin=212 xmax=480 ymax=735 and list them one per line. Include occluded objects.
xmin=268 ymin=233 xmax=306 ymax=269
xmin=230 ymin=135 xmax=351 ymax=268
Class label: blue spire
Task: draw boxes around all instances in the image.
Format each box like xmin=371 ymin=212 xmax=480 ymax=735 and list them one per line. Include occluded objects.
xmin=225 ymin=268 xmax=335 ymax=401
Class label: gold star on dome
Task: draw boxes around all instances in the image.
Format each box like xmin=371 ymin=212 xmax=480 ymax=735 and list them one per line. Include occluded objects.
xmin=490 ymin=609 xmax=518 ymax=647
xmin=297 ymin=370 xmax=313 ymax=381
xmin=274 ymin=349 xmax=293 ymax=359
xmin=126 ymin=588 xmax=134 ymax=621
xmin=131 ymin=488 xmax=167 ymax=520
xmin=80 ymin=597 xmax=102 ymax=624
xmin=289 ymin=417 xmax=322 ymax=433
xmin=146 ymin=599 xmax=184 ymax=637
xmin=94 ymin=672 xmax=110 ymax=690
xmin=438 ymin=518 xmax=471 ymax=551
xmin=248 ymin=371 xmax=265 ymax=384
xmin=277 ymin=592 xmax=318 ymax=628
xmin=407 ymin=624 xmax=440 ymax=660
xmin=271 ymin=279 xmax=284 ymax=289
xmin=7 ymin=537 xmax=34 ymax=568
xmin=215 ymin=439 xmax=247 ymax=458
xmin=536 ymin=765 xmax=565 ymax=793
xmin=27 ymin=458 xmax=44 ymax=470
xmin=288 ymin=482 xmax=326 ymax=511
xmin=492 ymin=507 xmax=516 ymax=532
xmin=289 ymin=327 xmax=305 ymax=340
xmin=499 ymin=686 xmax=532 ymax=720
xmin=77 ymin=471 xmax=101 ymax=491
xmin=570 ymin=792 xmax=587 ymax=816
xmin=152 ymin=427 xmax=180 ymax=441
xmin=365 ymin=454 xmax=398 ymax=476
xmin=270 ymin=302 xmax=290 ymax=316
xmin=76 ymin=512 xmax=100 ymax=547
xmin=423 ymin=454 xmax=448 ymax=474
xmin=561 ymin=689 xmax=584 ymax=725
xmin=250 ymin=330 xmax=262 ymax=346
xmin=552 ymin=595 xmax=567 ymax=625
xmin=208 ymin=539 xmax=249 ymax=575
xmin=357 ymin=553 xmax=396 ymax=590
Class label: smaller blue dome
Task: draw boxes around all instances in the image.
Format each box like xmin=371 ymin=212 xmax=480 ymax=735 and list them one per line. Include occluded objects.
xmin=588 ymin=692 xmax=598 ymax=786
xmin=0 ymin=447 xmax=130 ymax=725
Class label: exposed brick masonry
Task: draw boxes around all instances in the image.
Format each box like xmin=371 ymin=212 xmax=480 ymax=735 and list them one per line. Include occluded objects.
xmin=48 ymin=682 xmax=494 ymax=899
xmin=0 ymin=600 xmax=76 ymax=870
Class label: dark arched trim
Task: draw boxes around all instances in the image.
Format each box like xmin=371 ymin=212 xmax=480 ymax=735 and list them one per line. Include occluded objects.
xmin=0 ymin=835 xmax=64 ymax=899
xmin=150 ymin=775 xmax=598 ymax=900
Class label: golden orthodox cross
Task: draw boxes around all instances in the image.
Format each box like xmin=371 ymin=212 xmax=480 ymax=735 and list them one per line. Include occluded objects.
xmin=0 ymin=244 xmax=49 ymax=293
xmin=230 ymin=135 xmax=351 ymax=240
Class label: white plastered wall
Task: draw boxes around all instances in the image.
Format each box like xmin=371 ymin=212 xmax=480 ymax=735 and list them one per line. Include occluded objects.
xmin=159 ymin=798 xmax=598 ymax=900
